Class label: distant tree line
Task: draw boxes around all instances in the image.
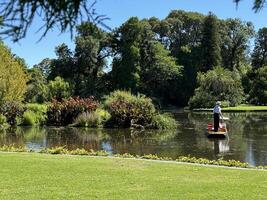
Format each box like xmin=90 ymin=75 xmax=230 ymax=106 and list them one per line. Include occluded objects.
xmin=1 ymin=10 xmax=267 ymax=107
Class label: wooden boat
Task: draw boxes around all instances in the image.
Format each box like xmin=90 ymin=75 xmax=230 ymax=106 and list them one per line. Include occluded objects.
xmin=206 ymin=123 xmax=227 ymax=138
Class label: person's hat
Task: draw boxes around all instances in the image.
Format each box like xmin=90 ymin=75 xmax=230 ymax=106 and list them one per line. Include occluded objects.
xmin=216 ymin=101 xmax=221 ymax=105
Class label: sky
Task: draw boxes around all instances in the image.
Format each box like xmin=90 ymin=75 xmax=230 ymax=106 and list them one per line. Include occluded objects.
xmin=4 ymin=0 xmax=267 ymax=67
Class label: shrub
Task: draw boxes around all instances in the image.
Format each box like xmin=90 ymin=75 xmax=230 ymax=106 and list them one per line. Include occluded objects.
xmin=74 ymin=112 xmax=102 ymax=127
xmin=20 ymin=104 xmax=48 ymax=126
xmin=150 ymin=113 xmax=177 ymax=129
xmin=95 ymin=108 xmax=111 ymax=122
xmin=0 ymin=114 xmax=8 ymax=128
xmin=0 ymin=101 xmax=25 ymax=125
xmin=26 ymin=103 xmax=47 ymax=113
xmin=48 ymin=76 xmax=72 ymax=101
xmin=47 ymin=97 xmax=99 ymax=126
xmin=189 ymin=67 xmax=244 ymax=109
xmin=22 ymin=111 xmax=37 ymax=126
xmin=104 ymin=90 xmax=156 ymax=128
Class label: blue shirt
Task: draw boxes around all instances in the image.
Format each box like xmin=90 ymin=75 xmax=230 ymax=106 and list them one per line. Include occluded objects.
xmin=213 ymin=105 xmax=221 ymax=114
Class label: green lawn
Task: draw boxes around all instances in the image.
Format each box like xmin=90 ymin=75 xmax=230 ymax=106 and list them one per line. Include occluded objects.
xmin=0 ymin=153 xmax=267 ymax=200
xmin=193 ymin=105 xmax=267 ymax=112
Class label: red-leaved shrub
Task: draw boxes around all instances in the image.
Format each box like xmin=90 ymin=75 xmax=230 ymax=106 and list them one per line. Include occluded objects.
xmin=47 ymin=97 xmax=99 ymax=126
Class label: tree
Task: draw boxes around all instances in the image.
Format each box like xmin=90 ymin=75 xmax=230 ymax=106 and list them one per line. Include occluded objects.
xmin=0 ymin=42 xmax=28 ymax=102
xmin=200 ymin=12 xmax=221 ymax=72
xmin=249 ymin=66 xmax=267 ymax=105
xmin=0 ymin=0 xmax=108 ymax=42
xmin=189 ymin=67 xmax=244 ymax=108
xmin=150 ymin=10 xmax=205 ymax=105
xmin=111 ymin=17 xmax=143 ymax=92
xmin=25 ymin=67 xmax=48 ymax=103
xmin=48 ymin=44 xmax=74 ymax=81
xmin=48 ymin=76 xmax=72 ymax=101
xmin=74 ymin=22 xmax=109 ymax=96
xmin=220 ymin=19 xmax=254 ymax=70
xmin=140 ymin=40 xmax=182 ymax=104
xmin=252 ymin=28 xmax=267 ymax=69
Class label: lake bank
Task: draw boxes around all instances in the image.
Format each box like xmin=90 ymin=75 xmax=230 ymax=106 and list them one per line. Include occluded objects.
xmin=192 ymin=105 xmax=267 ymax=112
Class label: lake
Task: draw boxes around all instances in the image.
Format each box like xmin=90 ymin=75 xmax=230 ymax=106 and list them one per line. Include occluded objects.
xmin=1 ymin=111 xmax=267 ymax=166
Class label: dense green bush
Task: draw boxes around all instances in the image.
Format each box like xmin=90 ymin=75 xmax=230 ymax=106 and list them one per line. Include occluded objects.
xmin=22 ymin=111 xmax=37 ymax=126
xmin=95 ymin=108 xmax=111 ymax=123
xmin=189 ymin=67 xmax=244 ymax=108
xmin=74 ymin=112 xmax=102 ymax=127
xmin=20 ymin=104 xmax=48 ymax=126
xmin=104 ymin=90 xmax=156 ymax=128
xmin=47 ymin=97 xmax=99 ymax=126
xmin=48 ymin=76 xmax=72 ymax=101
xmin=249 ymin=66 xmax=267 ymax=105
xmin=0 ymin=101 xmax=25 ymax=125
xmin=0 ymin=114 xmax=8 ymax=128
xmin=150 ymin=113 xmax=177 ymax=129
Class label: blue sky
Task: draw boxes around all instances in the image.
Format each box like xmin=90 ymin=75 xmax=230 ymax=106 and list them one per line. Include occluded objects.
xmin=4 ymin=0 xmax=267 ymax=67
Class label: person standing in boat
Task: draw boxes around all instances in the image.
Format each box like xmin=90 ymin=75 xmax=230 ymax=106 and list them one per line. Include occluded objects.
xmin=213 ymin=101 xmax=223 ymax=132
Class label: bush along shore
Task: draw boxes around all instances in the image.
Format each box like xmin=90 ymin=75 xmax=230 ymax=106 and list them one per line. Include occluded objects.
xmin=1 ymin=145 xmax=267 ymax=170
xmin=0 ymin=90 xmax=177 ymax=130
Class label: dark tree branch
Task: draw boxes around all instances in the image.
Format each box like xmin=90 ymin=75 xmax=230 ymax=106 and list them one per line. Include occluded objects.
xmin=234 ymin=0 xmax=266 ymax=12
xmin=0 ymin=0 xmax=110 ymax=42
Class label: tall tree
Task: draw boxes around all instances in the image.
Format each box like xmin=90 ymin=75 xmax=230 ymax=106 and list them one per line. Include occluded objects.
xmin=111 ymin=17 xmax=143 ymax=92
xmin=48 ymin=43 xmax=74 ymax=81
xmin=0 ymin=42 xmax=28 ymax=102
xmin=249 ymin=66 xmax=267 ymax=105
xmin=25 ymin=67 xmax=48 ymax=103
xmin=200 ymin=12 xmax=221 ymax=72
xmin=149 ymin=10 xmax=205 ymax=105
xmin=251 ymin=27 xmax=267 ymax=69
xmin=220 ymin=19 xmax=254 ymax=70
xmin=74 ymin=22 xmax=109 ymax=96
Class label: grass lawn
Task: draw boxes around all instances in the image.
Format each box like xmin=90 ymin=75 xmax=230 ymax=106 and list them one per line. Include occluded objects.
xmin=193 ymin=105 xmax=267 ymax=112
xmin=0 ymin=153 xmax=267 ymax=200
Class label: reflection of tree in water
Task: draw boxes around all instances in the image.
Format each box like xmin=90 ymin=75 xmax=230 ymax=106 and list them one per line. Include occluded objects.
xmin=241 ymin=112 xmax=267 ymax=166
xmin=0 ymin=111 xmax=266 ymax=165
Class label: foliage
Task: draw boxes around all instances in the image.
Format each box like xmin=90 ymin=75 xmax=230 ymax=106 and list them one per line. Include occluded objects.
xmin=200 ymin=12 xmax=221 ymax=72
xmin=95 ymin=108 xmax=111 ymax=122
xmin=25 ymin=67 xmax=48 ymax=103
xmin=251 ymin=27 xmax=267 ymax=69
xmin=0 ymin=0 xmax=106 ymax=42
xmin=234 ymin=0 xmax=266 ymax=12
xmin=140 ymin=40 xmax=182 ymax=104
xmin=111 ymin=17 xmax=143 ymax=92
xmin=48 ymin=22 xmax=109 ymax=97
xmin=22 ymin=111 xmax=38 ymax=126
xmin=189 ymin=67 xmax=244 ymax=108
xmin=0 ymin=42 xmax=28 ymax=103
xmin=0 ymin=114 xmax=8 ymax=128
xmin=47 ymin=97 xmax=99 ymax=126
xmin=74 ymin=112 xmax=102 ymax=128
xmin=220 ymin=19 xmax=254 ymax=70
xmin=249 ymin=66 xmax=267 ymax=105
xmin=47 ymin=76 xmax=72 ymax=101
xmin=21 ymin=104 xmax=48 ymax=126
xmin=0 ymin=101 xmax=25 ymax=125
xmin=150 ymin=113 xmax=177 ymax=129
xmin=104 ymin=90 xmax=156 ymax=128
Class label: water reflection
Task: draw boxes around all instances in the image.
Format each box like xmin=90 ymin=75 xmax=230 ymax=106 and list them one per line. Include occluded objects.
xmin=0 ymin=111 xmax=266 ymax=166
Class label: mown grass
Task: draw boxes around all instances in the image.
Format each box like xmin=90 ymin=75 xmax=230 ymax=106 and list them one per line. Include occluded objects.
xmin=0 ymin=153 xmax=266 ymax=200
xmin=193 ymin=105 xmax=267 ymax=112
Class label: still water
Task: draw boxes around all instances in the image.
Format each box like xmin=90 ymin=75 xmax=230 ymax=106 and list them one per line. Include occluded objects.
xmin=0 ymin=111 xmax=267 ymax=166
